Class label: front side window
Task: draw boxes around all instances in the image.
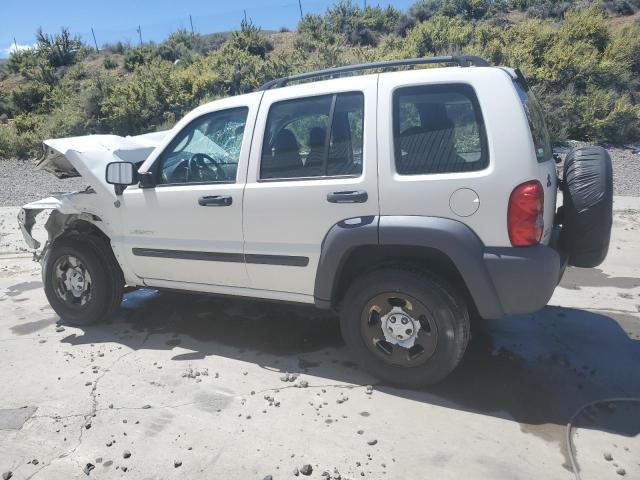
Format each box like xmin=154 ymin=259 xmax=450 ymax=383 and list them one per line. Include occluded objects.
xmin=156 ymin=107 xmax=248 ymax=185
xmin=260 ymin=92 xmax=364 ymax=180
xmin=393 ymin=84 xmax=488 ymax=175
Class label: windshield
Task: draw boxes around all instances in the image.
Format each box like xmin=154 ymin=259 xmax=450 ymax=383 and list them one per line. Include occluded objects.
xmin=515 ymin=83 xmax=552 ymax=163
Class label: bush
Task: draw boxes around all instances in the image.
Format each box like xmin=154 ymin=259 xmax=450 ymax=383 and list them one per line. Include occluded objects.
xmin=228 ymin=19 xmax=272 ymax=58
xmin=10 ymin=82 xmax=50 ymax=113
xmin=103 ymin=57 xmax=118 ymax=69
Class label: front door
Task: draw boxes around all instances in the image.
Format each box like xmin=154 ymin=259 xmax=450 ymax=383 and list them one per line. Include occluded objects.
xmin=242 ymin=77 xmax=378 ymax=298
xmin=117 ymin=96 xmax=260 ymax=288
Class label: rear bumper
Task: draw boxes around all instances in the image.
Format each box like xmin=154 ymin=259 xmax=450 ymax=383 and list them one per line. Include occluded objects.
xmin=482 ymin=235 xmax=566 ymax=317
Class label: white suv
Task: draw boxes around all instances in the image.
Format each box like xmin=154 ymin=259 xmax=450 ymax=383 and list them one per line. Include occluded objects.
xmin=18 ymin=56 xmax=613 ymax=387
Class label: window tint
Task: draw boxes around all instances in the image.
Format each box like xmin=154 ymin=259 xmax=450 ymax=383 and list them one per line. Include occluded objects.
xmin=157 ymin=107 xmax=247 ymax=185
xmin=260 ymin=92 xmax=364 ymax=180
xmin=393 ymin=84 xmax=488 ymax=175
xmin=515 ymin=83 xmax=552 ymax=162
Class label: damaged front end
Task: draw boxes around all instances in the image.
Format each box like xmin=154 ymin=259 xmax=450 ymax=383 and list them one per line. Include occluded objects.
xmin=17 ymin=131 xmax=167 ymax=258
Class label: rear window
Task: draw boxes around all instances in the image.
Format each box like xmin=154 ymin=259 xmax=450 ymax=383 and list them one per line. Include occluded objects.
xmin=515 ymin=83 xmax=552 ymax=162
xmin=393 ymin=83 xmax=488 ymax=175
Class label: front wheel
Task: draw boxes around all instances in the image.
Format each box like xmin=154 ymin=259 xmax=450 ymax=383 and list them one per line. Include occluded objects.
xmin=340 ymin=268 xmax=470 ymax=388
xmin=43 ymin=235 xmax=123 ymax=326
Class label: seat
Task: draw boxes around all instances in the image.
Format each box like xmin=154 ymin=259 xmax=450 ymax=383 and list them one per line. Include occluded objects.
xmin=305 ymin=126 xmax=326 ymax=175
xmin=261 ymin=128 xmax=303 ymax=178
xmin=399 ymin=103 xmax=462 ymax=174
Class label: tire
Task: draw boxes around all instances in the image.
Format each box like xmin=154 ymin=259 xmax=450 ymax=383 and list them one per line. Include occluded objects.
xmin=560 ymin=145 xmax=613 ymax=268
xmin=43 ymin=234 xmax=124 ymax=326
xmin=339 ymin=268 xmax=470 ymax=388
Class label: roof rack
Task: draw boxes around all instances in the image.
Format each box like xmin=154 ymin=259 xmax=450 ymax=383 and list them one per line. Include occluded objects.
xmin=259 ymin=55 xmax=490 ymax=90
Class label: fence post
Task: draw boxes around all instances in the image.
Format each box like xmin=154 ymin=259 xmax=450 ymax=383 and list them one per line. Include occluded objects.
xmin=91 ymin=28 xmax=99 ymax=53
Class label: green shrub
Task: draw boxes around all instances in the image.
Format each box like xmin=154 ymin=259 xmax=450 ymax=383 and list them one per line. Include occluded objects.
xmin=103 ymin=56 xmax=118 ymax=69
xmin=10 ymin=82 xmax=51 ymax=113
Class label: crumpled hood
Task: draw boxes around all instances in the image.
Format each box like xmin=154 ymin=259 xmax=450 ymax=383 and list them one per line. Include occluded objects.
xmin=38 ymin=131 xmax=168 ymax=197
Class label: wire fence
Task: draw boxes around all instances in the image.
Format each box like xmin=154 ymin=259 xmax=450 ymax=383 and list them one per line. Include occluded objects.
xmin=7 ymin=0 xmax=413 ymax=53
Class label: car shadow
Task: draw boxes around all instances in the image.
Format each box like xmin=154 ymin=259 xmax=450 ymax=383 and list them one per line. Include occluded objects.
xmin=59 ymin=288 xmax=640 ymax=465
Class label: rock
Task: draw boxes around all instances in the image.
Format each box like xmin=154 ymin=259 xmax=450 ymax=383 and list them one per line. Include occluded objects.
xmin=357 ymin=430 xmax=364 ymax=435
xmin=616 ymin=468 xmax=626 ymax=476
xmin=174 ymin=460 xmax=182 ymax=468
xmin=604 ymin=452 xmax=613 ymax=461
xmin=301 ymin=464 xmax=313 ymax=476
xmin=141 ymin=404 xmax=151 ymax=409
xmin=367 ymin=439 xmax=378 ymax=445
xmin=55 ymin=326 xmax=65 ymax=332
xmin=83 ymin=463 xmax=95 ymax=475
xmin=2 ymin=472 xmax=12 ymax=480
xmin=95 ymin=457 xmax=102 ymax=463
xmin=299 ymin=380 xmax=309 ymax=388
xmin=123 ymin=450 xmax=131 ymax=459
xmin=293 ymin=467 xmax=300 ymax=476
xmin=263 ymin=476 xmax=273 ymax=480
xmin=31 ymin=459 xmax=38 ymax=465
xmin=106 ymin=440 xmax=113 ymax=447
xmin=365 ymin=385 xmax=373 ymax=394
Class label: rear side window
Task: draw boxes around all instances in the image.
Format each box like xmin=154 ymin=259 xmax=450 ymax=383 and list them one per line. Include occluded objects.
xmin=393 ymin=84 xmax=488 ymax=175
xmin=260 ymin=92 xmax=364 ymax=180
xmin=515 ymin=83 xmax=552 ymax=162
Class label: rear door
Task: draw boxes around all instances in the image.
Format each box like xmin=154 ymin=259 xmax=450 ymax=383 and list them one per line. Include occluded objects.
xmin=242 ymin=76 xmax=378 ymax=299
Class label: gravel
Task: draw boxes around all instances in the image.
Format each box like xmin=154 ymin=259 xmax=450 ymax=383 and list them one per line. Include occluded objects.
xmin=1 ymin=145 xmax=638 ymax=207
xmin=0 ymin=159 xmax=87 ymax=207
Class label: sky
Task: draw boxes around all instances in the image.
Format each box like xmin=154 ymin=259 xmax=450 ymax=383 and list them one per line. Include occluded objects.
xmin=1 ymin=0 xmax=415 ymax=58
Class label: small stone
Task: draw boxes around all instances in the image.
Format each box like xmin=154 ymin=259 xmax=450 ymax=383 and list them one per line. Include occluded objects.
xmin=83 ymin=463 xmax=94 ymax=475
xmin=365 ymin=385 xmax=373 ymax=394
xmin=299 ymin=380 xmax=309 ymax=388
xmin=604 ymin=452 xmax=614 ymax=461
xmin=55 ymin=326 xmax=65 ymax=332
xmin=357 ymin=430 xmax=364 ymax=435
xmin=122 ymin=450 xmax=131 ymax=459
xmin=141 ymin=404 xmax=151 ymax=409
xmin=121 ymin=466 xmax=128 ymax=472
xmin=301 ymin=464 xmax=313 ymax=476
xmin=174 ymin=460 xmax=182 ymax=468
xmin=263 ymin=476 xmax=273 ymax=480
xmin=108 ymin=404 xmax=114 ymax=409
xmin=616 ymin=468 xmax=626 ymax=476
xmin=2 ymin=472 xmax=12 ymax=480
xmin=367 ymin=439 xmax=378 ymax=445
xmin=293 ymin=467 xmax=300 ymax=476
xmin=95 ymin=457 xmax=102 ymax=463
xmin=31 ymin=459 xmax=38 ymax=465
xmin=85 ymin=382 xmax=92 ymax=386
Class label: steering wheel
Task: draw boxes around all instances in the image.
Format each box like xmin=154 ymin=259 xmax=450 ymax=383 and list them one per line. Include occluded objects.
xmin=187 ymin=153 xmax=228 ymax=182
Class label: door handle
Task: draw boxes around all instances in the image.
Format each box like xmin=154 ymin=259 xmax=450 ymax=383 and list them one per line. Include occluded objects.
xmin=198 ymin=195 xmax=233 ymax=207
xmin=327 ymin=190 xmax=368 ymax=204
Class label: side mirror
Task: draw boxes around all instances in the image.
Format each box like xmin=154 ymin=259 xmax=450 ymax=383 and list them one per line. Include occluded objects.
xmin=106 ymin=162 xmax=137 ymax=195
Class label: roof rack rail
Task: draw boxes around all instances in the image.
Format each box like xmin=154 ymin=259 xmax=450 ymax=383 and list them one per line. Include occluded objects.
xmin=259 ymin=55 xmax=490 ymax=90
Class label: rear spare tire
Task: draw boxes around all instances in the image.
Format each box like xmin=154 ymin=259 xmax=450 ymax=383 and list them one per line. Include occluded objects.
xmin=560 ymin=145 xmax=613 ymax=268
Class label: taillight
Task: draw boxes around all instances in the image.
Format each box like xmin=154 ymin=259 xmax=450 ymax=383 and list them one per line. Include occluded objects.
xmin=508 ymin=180 xmax=544 ymax=246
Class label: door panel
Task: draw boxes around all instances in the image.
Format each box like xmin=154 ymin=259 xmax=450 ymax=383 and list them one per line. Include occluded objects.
xmin=115 ymin=94 xmax=262 ymax=287
xmin=243 ymin=77 xmax=379 ymax=295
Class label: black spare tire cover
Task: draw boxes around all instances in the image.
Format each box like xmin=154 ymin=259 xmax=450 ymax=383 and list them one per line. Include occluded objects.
xmin=560 ymin=145 xmax=613 ymax=268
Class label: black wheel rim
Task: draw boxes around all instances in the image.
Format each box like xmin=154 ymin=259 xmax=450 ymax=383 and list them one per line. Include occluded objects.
xmin=359 ymin=292 xmax=438 ymax=367
xmin=52 ymin=254 xmax=93 ymax=309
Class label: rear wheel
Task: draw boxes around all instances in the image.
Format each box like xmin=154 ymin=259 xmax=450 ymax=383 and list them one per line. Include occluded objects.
xmin=43 ymin=235 xmax=123 ymax=326
xmin=340 ymin=268 xmax=470 ymax=388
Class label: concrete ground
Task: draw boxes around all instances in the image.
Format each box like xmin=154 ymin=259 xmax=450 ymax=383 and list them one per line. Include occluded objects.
xmin=0 ymin=199 xmax=639 ymax=480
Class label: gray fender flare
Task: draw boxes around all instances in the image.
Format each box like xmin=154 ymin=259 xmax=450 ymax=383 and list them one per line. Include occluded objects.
xmin=313 ymin=215 xmax=505 ymax=319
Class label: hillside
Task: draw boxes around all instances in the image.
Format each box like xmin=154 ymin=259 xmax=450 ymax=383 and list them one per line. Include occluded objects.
xmin=1 ymin=0 xmax=640 ymax=159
